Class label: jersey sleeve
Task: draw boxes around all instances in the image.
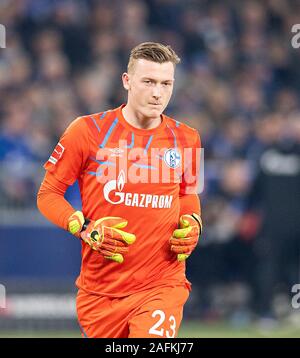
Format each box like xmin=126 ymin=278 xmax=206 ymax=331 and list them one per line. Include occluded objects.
xmin=180 ymin=130 xmax=201 ymax=195
xmin=179 ymin=193 xmax=201 ymax=217
xmin=37 ymin=171 xmax=75 ymax=230
xmin=44 ymin=117 xmax=89 ymax=185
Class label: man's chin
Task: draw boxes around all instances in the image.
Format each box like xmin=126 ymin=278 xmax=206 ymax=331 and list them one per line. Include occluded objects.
xmin=147 ymin=107 xmax=163 ymax=117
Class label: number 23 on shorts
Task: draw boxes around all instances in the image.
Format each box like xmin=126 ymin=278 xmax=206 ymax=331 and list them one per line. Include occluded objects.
xmin=128 ymin=286 xmax=189 ymax=338
xmin=148 ymin=309 xmax=178 ymax=338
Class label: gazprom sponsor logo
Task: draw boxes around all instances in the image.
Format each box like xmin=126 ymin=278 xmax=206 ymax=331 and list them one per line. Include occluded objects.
xmin=103 ymin=171 xmax=173 ymax=208
xmin=123 ymin=193 xmax=173 ymax=208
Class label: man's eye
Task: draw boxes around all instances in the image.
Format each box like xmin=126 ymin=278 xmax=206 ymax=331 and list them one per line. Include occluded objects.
xmin=144 ymin=80 xmax=151 ymax=84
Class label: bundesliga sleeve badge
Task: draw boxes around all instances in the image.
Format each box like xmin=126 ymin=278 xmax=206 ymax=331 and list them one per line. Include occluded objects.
xmin=48 ymin=142 xmax=65 ymax=165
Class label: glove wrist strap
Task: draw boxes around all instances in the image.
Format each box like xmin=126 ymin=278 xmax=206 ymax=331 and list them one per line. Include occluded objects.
xmin=80 ymin=219 xmax=90 ymax=233
xmin=191 ymin=213 xmax=202 ymax=234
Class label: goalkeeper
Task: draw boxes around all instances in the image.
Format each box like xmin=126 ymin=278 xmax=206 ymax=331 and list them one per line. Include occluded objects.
xmin=37 ymin=42 xmax=202 ymax=338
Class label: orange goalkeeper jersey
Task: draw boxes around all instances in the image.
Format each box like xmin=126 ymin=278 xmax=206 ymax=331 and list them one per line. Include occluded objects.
xmin=44 ymin=105 xmax=201 ymax=297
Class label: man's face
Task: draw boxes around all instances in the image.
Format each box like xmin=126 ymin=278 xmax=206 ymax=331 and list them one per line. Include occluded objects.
xmin=122 ymin=59 xmax=175 ymax=119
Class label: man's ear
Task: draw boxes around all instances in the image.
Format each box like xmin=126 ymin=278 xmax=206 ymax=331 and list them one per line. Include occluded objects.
xmin=122 ymin=72 xmax=130 ymax=90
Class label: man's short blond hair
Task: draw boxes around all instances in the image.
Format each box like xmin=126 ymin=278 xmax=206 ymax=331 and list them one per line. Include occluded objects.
xmin=127 ymin=42 xmax=181 ymax=73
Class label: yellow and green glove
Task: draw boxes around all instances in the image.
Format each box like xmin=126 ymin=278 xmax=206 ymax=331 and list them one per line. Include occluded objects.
xmin=170 ymin=213 xmax=202 ymax=262
xmin=68 ymin=211 xmax=136 ymax=263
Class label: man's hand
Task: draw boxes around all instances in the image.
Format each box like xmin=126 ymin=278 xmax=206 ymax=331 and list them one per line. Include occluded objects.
xmin=68 ymin=211 xmax=85 ymax=237
xmin=170 ymin=213 xmax=202 ymax=262
xmin=68 ymin=211 xmax=136 ymax=263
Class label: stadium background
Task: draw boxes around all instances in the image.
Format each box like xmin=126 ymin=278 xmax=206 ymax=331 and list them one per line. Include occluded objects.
xmin=0 ymin=0 xmax=300 ymax=337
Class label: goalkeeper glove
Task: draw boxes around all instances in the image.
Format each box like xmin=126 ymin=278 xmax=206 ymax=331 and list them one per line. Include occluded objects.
xmin=170 ymin=213 xmax=202 ymax=262
xmin=68 ymin=211 xmax=136 ymax=263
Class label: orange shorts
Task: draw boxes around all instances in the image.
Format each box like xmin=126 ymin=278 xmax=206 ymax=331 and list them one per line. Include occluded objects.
xmin=76 ymin=285 xmax=190 ymax=338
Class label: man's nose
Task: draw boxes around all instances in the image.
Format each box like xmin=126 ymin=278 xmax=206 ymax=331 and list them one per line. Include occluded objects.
xmin=152 ymin=85 xmax=162 ymax=98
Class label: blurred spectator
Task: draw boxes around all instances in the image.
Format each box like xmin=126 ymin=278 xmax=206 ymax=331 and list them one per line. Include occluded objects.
xmin=246 ymin=114 xmax=300 ymax=319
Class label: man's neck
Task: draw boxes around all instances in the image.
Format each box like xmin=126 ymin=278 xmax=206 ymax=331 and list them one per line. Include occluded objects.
xmin=122 ymin=104 xmax=162 ymax=130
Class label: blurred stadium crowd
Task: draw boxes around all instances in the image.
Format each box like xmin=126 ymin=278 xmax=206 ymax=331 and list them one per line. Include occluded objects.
xmin=1 ymin=0 xmax=300 ymax=322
